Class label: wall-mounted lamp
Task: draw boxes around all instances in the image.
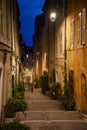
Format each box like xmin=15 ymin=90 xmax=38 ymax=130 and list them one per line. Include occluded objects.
xmin=26 ymin=54 xmax=29 ymax=58
xmin=50 ymin=12 xmax=57 ymax=22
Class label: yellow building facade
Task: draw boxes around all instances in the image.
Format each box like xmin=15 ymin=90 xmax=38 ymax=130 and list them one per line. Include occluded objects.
xmin=66 ymin=0 xmax=87 ymax=112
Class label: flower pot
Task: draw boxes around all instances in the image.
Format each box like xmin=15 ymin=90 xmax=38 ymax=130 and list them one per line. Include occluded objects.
xmin=65 ymin=104 xmax=75 ymax=111
xmin=58 ymin=89 xmax=62 ymax=100
xmin=45 ymin=91 xmax=49 ymax=95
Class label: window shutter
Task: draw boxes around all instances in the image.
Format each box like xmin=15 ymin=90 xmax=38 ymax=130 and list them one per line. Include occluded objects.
xmin=55 ymin=40 xmax=58 ymax=58
xmin=78 ymin=12 xmax=82 ymax=45
xmin=82 ymin=8 xmax=86 ymax=45
xmin=59 ymin=32 xmax=62 ymax=54
xmin=70 ymin=19 xmax=75 ymax=48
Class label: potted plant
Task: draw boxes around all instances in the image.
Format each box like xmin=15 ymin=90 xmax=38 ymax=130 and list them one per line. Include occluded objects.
xmin=49 ymin=82 xmax=62 ymax=100
xmin=49 ymin=83 xmax=58 ymax=100
xmin=56 ymin=82 xmax=62 ymax=100
xmin=0 ymin=120 xmax=30 ymax=130
xmin=4 ymin=98 xmax=27 ymax=118
xmin=39 ymin=71 xmax=50 ymax=94
xmin=62 ymin=86 xmax=75 ymax=110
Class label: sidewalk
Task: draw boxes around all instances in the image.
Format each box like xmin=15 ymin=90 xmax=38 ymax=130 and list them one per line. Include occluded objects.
xmin=16 ymin=87 xmax=87 ymax=130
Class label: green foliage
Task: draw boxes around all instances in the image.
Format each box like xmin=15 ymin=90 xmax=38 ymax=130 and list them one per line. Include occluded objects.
xmin=14 ymin=92 xmax=24 ymax=99
xmin=4 ymin=81 xmax=27 ymax=118
xmin=4 ymin=98 xmax=16 ymax=118
xmin=49 ymin=69 xmax=56 ymax=85
xmin=55 ymin=82 xmax=61 ymax=89
xmin=49 ymin=83 xmax=60 ymax=100
xmin=13 ymin=82 xmax=25 ymax=99
xmin=12 ymin=52 xmax=17 ymax=58
xmin=62 ymin=86 xmax=75 ymax=107
xmin=4 ymin=98 xmax=27 ymax=118
xmin=33 ymin=78 xmax=39 ymax=88
xmin=16 ymin=82 xmax=25 ymax=92
xmin=14 ymin=99 xmax=27 ymax=112
xmin=0 ymin=120 xmax=30 ymax=130
xmin=39 ymin=71 xmax=50 ymax=94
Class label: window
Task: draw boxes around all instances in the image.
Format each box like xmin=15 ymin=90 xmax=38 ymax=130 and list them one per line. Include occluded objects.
xmin=59 ymin=32 xmax=62 ymax=54
xmin=44 ymin=53 xmax=47 ymax=67
xmin=82 ymin=8 xmax=86 ymax=45
xmin=78 ymin=12 xmax=82 ymax=45
xmin=56 ymin=71 xmax=58 ymax=82
xmin=0 ymin=0 xmax=3 ymax=35
xmin=55 ymin=38 xmax=58 ymax=57
xmin=78 ymin=8 xmax=86 ymax=45
xmin=70 ymin=19 xmax=75 ymax=48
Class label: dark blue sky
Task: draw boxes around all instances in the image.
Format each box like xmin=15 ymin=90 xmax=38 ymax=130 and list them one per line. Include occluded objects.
xmin=18 ymin=0 xmax=45 ymax=46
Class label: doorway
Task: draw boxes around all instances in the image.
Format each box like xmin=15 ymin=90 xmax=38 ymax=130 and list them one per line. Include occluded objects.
xmin=81 ymin=74 xmax=87 ymax=112
xmin=69 ymin=71 xmax=74 ymax=91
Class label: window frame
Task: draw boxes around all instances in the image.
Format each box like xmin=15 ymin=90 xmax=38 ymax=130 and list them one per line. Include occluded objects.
xmin=70 ymin=19 xmax=75 ymax=49
xmin=78 ymin=12 xmax=82 ymax=45
xmin=78 ymin=8 xmax=86 ymax=46
xmin=82 ymin=8 xmax=86 ymax=45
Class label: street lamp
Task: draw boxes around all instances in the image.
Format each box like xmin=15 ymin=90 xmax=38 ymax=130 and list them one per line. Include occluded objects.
xmin=50 ymin=12 xmax=57 ymax=22
xmin=26 ymin=54 xmax=28 ymax=58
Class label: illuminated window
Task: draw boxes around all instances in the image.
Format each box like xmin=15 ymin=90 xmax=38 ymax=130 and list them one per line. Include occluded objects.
xmin=44 ymin=53 xmax=47 ymax=67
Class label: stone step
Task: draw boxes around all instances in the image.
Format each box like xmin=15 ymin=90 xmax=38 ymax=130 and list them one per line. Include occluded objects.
xmin=27 ymin=100 xmax=64 ymax=111
xmin=16 ymin=110 xmax=84 ymax=121
xmin=21 ymin=120 xmax=87 ymax=130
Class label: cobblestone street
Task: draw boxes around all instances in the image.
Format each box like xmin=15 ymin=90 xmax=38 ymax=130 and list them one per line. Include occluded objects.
xmin=16 ymin=86 xmax=87 ymax=130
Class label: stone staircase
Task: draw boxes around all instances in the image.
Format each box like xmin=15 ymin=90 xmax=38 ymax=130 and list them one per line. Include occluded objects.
xmin=15 ymin=88 xmax=86 ymax=130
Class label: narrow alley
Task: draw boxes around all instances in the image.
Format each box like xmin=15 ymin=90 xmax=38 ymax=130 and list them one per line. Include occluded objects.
xmin=15 ymin=86 xmax=87 ymax=130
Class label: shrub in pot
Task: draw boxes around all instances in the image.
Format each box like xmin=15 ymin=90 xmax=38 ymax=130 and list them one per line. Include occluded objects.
xmin=39 ymin=71 xmax=50 ymax=94
xmin=56 ymin=83 xmax=62 ymax=100
xmin=4 ymin=98 xmax=17 ymax=118
xmin=49 ymin=82 xmax=62 ymax=100
xmin=4 ymin=98 xmax=27 ymax=118
xmin=0 ymin=120 xmax=30 ymax=130
xmin=49 ymin=83 xmax=58 ymax=100
xmin=62 ymin=86 xmax=75 ymax=110
xmin=13 ymin=81 xmax=25 ymax=99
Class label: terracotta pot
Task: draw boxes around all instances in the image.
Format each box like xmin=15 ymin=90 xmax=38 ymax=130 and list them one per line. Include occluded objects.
xmin=58 ymin=89 xmax=62 ymax=100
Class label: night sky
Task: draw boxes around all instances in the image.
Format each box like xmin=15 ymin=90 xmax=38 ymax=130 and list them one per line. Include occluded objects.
xmin=18 ymin=0 xmax=45 ymax=46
